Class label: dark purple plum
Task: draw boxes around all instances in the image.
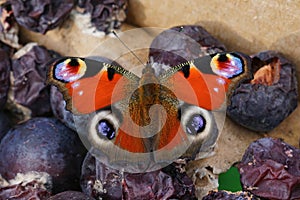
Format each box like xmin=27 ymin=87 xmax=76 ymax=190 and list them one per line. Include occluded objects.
xmin=227 ymin=51 xmax=298 ymax=132
xmin=10 ymin=0 xmax=74 ymax=34
xmin=0 ymin=172 xmax=51 ymax=200
xmin=9 ymin=44 xmax=60 ymax=121
xmin=0 ymin=48 xmax=10 ymax=110
xmin=81 ymin=148 xmax=197 ymax=200
xmin=238 ymin=138 xmax=300 ymax=200
xmin=202 ymin=190 xmax=260 ymax=200
xmin=48 ymin=191 xmax=95 ymax=200
xmin=149 ymin=25 xmax=226 ymax=67
xmin=0 ymin=111 xmax=12 ymax=141
xmin=76 ymin=0 xmax=128 ymax=34
xmin=0 ymin=117 xmax=87 ymax=194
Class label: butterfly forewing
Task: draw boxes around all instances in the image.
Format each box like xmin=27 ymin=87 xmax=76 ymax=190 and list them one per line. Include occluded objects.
xmin=48 ymin=57 xmax=140 ymax=114
xmin=159 ymin=52 xmax=251 ymax=110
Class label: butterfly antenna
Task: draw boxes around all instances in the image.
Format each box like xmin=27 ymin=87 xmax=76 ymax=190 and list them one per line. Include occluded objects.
xmin=111 ymin=30 xmax=146 ymax=67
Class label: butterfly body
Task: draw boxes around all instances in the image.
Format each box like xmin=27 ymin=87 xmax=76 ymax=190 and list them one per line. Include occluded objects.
xmin=47 ymin=52 xmax=251 ymax=172
xmin=108 ymin=63 xmax=182 ymax=154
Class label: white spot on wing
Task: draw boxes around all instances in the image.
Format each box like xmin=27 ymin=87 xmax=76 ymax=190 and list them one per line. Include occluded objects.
xmin=69 ymin=75 xmax=81 ymax=82
xmin=71 ymin=82 xmax=80 ymax=88
xmin=78 ymin=91 xmax=84 ymax=96
xmin=217 ymin=77 xmax=226 ymax=85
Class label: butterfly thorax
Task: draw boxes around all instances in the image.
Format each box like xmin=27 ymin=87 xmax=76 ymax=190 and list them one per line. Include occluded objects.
xmin=138 ymin=65 xmax=160 ymax=100
xmin=126 ymin=65 xmax=180 ymax=152
xmin=129 ymin=65 xmax=161 ymax=126
xmin=129 ymin=65 xmax=178 ymax=126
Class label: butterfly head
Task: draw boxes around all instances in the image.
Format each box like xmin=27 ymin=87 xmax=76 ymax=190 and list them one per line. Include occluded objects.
xmin=142 ymin=63 xmax=155 ymax=75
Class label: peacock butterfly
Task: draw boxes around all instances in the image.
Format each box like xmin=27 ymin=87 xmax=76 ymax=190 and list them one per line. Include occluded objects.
xmin=47 ymin=51 xmax=251 ymax=172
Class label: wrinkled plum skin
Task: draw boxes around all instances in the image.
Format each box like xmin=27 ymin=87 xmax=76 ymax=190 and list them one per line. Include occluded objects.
xmin=48 ymin=191 xmax=95 ymax=200
xmin=10 ymin=0 xmax=74 ymax=34
xmin=238 ymin=138 xmax=300 ymax=200
xmin=0 ymin=49 xmax=10 ymax=110
xmin=0 ymin=111 xmax=12 ymax=141
xmin=80 ymin=150 xmax=197 ymax=200
xmin=11 ymin=45 xmax=61 ymax=117
xmin=76 ymin=0 xmax=128 ymax=34
xmin=202 ymin=190 xmax=259 ymax=200
xmin=149 ymin=25 xmax=226 ymax=66
xmin=0 ymin=117 xmax=87 ymax=194
xmin=227 ymin=51 xmax=298 ymax=132
xmin=0 ymin=180 xmax=51 ymax=200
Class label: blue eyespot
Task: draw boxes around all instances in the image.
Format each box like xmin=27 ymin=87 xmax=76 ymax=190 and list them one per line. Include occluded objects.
xmin=186 ymin=114 xmax=206 ymax=135
xmin=97 ymin=120 xmax=116 ymax=140
xmin=54 ymin=58 xmax=86 ymax=82
xmin=210 ymin=53 xmax=244 ymax=79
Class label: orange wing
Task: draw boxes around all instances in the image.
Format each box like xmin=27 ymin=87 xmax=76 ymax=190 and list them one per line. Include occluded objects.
xmin=113 ymin=104 xmax=187 ymax=153
xmin=161 ymin=52 xmax=249 ymax=110
xmin=48 ymin=57 xmax=139 ymax=114
xmin=114 ymin=132 xmax=146 ymax=153
xmin=66 ymin=71 xmax=131 ymax=114
xmin=168 ymin=68 xmax=230 ymax=110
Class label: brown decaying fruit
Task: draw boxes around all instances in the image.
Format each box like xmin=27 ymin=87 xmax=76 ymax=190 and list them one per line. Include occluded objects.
xmin=251 ymin=57 xmax=281 ymax=86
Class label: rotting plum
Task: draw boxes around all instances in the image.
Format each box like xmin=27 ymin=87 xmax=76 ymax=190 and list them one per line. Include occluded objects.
xmin=8 ymin=43 xmax=60 ymax=121
xmin=238 ymin=138 xmax=300 ymax=200
xmin=48 ymin=191 xmax=95 ymax=200
xmin=0 ymin=111 xmax=12 ymax=141
xmin=80 ymin=148 xmax=197 ymax=200
xmin=227 ymin=51 xmax=298 ymax=132
xmin=10 ymin=0 xmax=74 ymax=34
xmin=202 ymin=190 xmax=260 ymax=200
xmin=0 ymin=48 xmax=10 ymax=110
xmin=149 ymin=25 xmax=226 ymax=68
xmin=76 ymin=0 xmax=128 ymax=34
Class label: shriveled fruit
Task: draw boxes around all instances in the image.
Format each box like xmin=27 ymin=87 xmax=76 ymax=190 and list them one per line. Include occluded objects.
xmin=238 ymin=138 xmax=300 ymax=200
